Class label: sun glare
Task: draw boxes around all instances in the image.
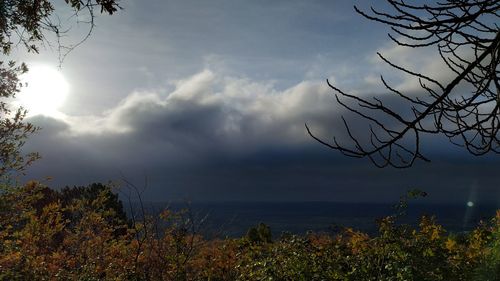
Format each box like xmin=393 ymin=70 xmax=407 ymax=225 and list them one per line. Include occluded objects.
xmin=18 ymin=65 xmax=69 ymax=118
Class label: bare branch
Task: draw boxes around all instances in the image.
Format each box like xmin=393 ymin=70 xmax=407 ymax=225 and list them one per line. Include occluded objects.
xmin=309 ymin=0 xmax=500 ymax=168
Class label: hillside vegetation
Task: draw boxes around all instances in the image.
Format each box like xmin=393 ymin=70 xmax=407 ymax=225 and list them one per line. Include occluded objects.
xmin=1 ymin=182 xmax=499 ymax=280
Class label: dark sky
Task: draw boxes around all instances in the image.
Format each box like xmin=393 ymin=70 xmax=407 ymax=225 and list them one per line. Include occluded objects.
xmin=13 ymin=0 xmax=500 ymax=205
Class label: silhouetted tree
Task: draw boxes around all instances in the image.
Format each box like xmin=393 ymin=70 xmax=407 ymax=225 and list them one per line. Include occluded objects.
xmin=60 ymin=182 xmax=128 ymax=223
xmin=0 ymin=0 xmax=120 ymax=57
xmin=246 ymin=223 xmax=272 ymax=243
xmin=307 ymin=0 xmax=500 ymax=168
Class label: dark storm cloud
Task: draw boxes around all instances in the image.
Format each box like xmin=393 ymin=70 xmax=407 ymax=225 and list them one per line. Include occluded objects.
xmin=25 ymin=70 xmax=337 ymax=160
xmin=21 ymin=69 xmax=500 ymax=204
xmin=21 ymin=70 xmax=337 ymax=188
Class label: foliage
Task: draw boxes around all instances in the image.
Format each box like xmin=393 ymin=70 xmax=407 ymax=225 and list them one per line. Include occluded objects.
xmin=245 ymin=222 xmax=272 ymax=244
xmin=59 ymin=182 xmax=129 ymax=226
xmin=0 ymin=61 xmax=38 ymax=181
xmin=0 ymin=0 xmax=120 ymax=55
xmin=1 ymin=181 xmax=500 ymax=280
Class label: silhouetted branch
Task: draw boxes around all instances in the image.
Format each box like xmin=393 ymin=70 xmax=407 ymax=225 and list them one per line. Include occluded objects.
xmin=308 ymin=0 xmax=500 ymax=168
xmin=0 ymin=0 xmax=120 ymax=64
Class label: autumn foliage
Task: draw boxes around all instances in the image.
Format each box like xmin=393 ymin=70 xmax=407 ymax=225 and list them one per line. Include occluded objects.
xmin=0 ymin=182 xmax=499 ymax=280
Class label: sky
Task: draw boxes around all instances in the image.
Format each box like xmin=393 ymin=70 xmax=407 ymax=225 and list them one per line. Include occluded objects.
xmin=11 ymin=0 xmax=500 ymax=204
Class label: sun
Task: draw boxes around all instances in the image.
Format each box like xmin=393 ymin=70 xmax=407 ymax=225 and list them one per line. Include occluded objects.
xmin=17 ymin=65 xmax=69 ymax=118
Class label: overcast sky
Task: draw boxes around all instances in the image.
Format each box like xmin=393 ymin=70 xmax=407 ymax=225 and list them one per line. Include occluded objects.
xmin=13 ymin=0 xmax=500 ymax=204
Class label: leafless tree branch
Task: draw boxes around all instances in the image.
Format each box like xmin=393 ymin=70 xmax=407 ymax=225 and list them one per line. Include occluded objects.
xmin=308 ymin=0 xmax=500 ymax=168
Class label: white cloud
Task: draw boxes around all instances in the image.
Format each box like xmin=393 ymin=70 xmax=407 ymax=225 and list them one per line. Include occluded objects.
xmin=46 ymin=69 xmax=337 ymax=152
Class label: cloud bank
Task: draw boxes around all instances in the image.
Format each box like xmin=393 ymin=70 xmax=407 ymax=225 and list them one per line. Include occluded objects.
xmin=41 ymin=69 xmax=341 ymax=155
xmin=19 ymin=66 xmax=500 ymax=203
